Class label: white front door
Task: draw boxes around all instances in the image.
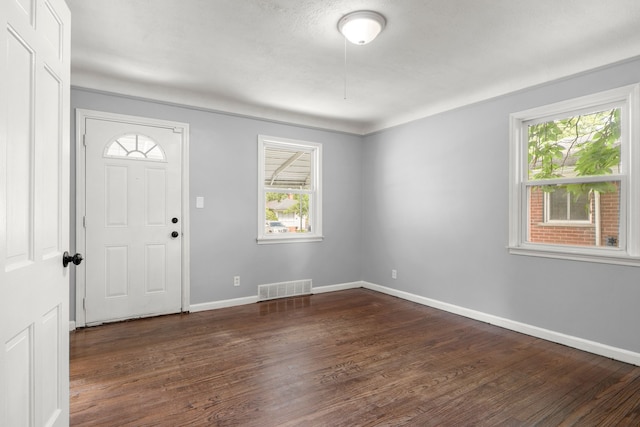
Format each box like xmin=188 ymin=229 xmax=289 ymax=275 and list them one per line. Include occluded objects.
xmin=82 ymin=115 xmax=186 ymax=325
xmin=0 ymin=0 xmax=71 ymax=425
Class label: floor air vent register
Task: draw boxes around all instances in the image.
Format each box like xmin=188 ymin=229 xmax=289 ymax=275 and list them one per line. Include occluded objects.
xmin=258 ymin=279 xmax=312 ymax=301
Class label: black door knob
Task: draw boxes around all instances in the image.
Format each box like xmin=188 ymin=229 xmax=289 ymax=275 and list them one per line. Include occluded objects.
xmin=172 ymin=217 xmax=178 ymax=223
xmin=63 ymin=251 xmax=83 ymax=267
xmin=171 ymin=231 xmax=179 ymax=238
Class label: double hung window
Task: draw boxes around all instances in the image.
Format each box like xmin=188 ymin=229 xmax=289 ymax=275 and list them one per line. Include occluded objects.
xmin=509 ymin=84 xmax=640 ymax=264
xmin=257 ymin=135 xmax=322 ymax=243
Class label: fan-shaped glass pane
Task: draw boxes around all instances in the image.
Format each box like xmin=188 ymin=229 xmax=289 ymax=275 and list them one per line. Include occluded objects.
xmin=145 ymin=145 xmax=164 ymax=161
xmin=117 ymin=134 xmax=137 ymax=152
xmin=104 ymin=134 xmax=166 ymax=161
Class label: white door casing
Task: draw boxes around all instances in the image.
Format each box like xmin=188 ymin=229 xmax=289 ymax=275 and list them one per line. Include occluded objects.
xmin=0 ymin=0 xmax=70 ymax=425
xmin=75 ymin=110 xmax=190 ymax=327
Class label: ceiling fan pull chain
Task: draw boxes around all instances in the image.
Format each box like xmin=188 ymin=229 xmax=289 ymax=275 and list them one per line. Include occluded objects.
xmin=343 ymin=36 xmax=347 ymax=100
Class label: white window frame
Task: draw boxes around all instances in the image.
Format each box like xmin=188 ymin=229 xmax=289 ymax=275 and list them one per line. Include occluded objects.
xmin=509 ymin=84 xmax=640 ymax=266
xmin=257 ymin=135 xmax=323 ymax=244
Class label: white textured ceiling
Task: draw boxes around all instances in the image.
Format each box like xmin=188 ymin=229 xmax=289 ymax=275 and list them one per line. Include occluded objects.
xmin=68 ymin=0 xmax=640 ymax=134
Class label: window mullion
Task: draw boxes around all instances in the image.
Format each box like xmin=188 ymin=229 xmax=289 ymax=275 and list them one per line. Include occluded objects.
xmin=526 ymin=175 xmax=622 ymax=187
xmin=265 ymin=188 xmax=312 ymax=195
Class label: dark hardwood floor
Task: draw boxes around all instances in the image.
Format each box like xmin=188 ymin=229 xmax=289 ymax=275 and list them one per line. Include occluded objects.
xmin=70 ymin=289 xmax=640 ymax=426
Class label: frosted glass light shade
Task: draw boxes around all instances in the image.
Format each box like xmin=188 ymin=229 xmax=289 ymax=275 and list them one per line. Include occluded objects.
xmin=338 ymin=11 xmax=386 ymax=45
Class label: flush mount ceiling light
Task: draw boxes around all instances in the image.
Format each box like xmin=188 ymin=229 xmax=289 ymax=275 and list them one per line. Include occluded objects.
xmin=338 ymin=10 xmax=386 ymax=45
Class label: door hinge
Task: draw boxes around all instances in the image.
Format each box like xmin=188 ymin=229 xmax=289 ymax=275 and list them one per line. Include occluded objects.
xmin=82 ymin=298 xmax=86 ymax=310
xmin=83 ymin=216 xmax=86 ymax=228
xmin=82 ymin=134 xmax=87 ymax=147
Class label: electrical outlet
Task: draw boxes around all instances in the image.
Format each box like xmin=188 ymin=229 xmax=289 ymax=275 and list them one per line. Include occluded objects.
xmin=234 ymin=276 xmax=240 ymax=286
xmin=391 ymin=269 xmax=397 ymax=279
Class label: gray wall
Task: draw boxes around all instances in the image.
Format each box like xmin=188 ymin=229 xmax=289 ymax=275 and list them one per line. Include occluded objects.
xmin=361 ymin=57 xmax=640 ymax=353
xmin=70 ymin=89 xmax=364 ymax=318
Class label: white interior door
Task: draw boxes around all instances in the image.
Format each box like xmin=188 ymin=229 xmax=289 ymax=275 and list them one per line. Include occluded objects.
xmin=82 ymin=116 xmax=185 ymax=325
xmin=0 ymin=0 xmax=71 ymax=425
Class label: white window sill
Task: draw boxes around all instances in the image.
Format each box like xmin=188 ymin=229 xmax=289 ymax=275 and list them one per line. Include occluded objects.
xmin=508 ymin=245 xmax=640 ymax=267
xmin=257 ymin=235 xmax=324 ymax=245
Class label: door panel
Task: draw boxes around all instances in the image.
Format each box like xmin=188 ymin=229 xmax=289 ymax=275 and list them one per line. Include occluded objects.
xmin=41 ymin=306 xmax=60 ymax=424
xmin=105 ymin=165 xmax=128 ymax=226
xmin=84 ymin=118 xmax=183 ymax=325
xmin=145 ymin=167 xmax=166 ymax=225
xmin=106 ymin=246 xmax=129 ymax=297
xmin=41 ymin=2 xmax=62 ymax=56
xmin=5 ymin=327 xmax=31 ymax=425
xmin=0 ymin=0 xmax=70 ymax=426
xmin=145 ymin=244 xmax=167 ymax=292
xmin=40 ymin=67 xmax=62 ymax=258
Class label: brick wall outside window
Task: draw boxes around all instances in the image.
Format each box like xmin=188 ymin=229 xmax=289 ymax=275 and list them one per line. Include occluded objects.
xmin=529 ymin=184 xmax=620 ymax=247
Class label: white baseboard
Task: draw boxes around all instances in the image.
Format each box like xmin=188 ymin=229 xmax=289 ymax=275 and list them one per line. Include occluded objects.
xmin=362 ymin=281 xmax=640 ymax=366
xmin=190 ymin=295 xmax=258 ymax=312
xmin=69 ymin=321 xmax=76 ymax=331
xmin=312 ymin=281 xmax=363 ymax=294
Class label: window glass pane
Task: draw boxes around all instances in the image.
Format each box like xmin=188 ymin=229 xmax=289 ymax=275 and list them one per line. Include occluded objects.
xmin=264 ymin=147 xmax=311 ymax=190
xmin=547 ymin=187 xmax=590 ymax=221
xmin=548 ymin=189 xmax=568 ymax=220
xmin=569 ymin=191 xmax=590 ymax=221
xmin=528 ymin=108 xmax=621 ymax=180
xmin=146 ymin=145 xmax=164 ymax=160
xmin=528 ymin=182 xmax=620 ymax=247
xmin=105 ymin=141 xmax=128 ymax=157
xmin=137 ymin=135 xmax=156 ymax=153
xmin=117 ymin=134 xmax=137 ymax=152
xmin=127 ymin=151 xmax=146 ymax=159
xmin=265 ymin=193 xmax=311 ymax=234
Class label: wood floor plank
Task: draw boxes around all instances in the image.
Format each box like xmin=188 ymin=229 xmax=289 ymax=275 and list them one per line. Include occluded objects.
xmin=70 ymin=289 xmax=640 ymax=426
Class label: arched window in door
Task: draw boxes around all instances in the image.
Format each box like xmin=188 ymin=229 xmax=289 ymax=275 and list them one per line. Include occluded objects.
xmin=104 ymin=133 xmax=166 ymax=161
